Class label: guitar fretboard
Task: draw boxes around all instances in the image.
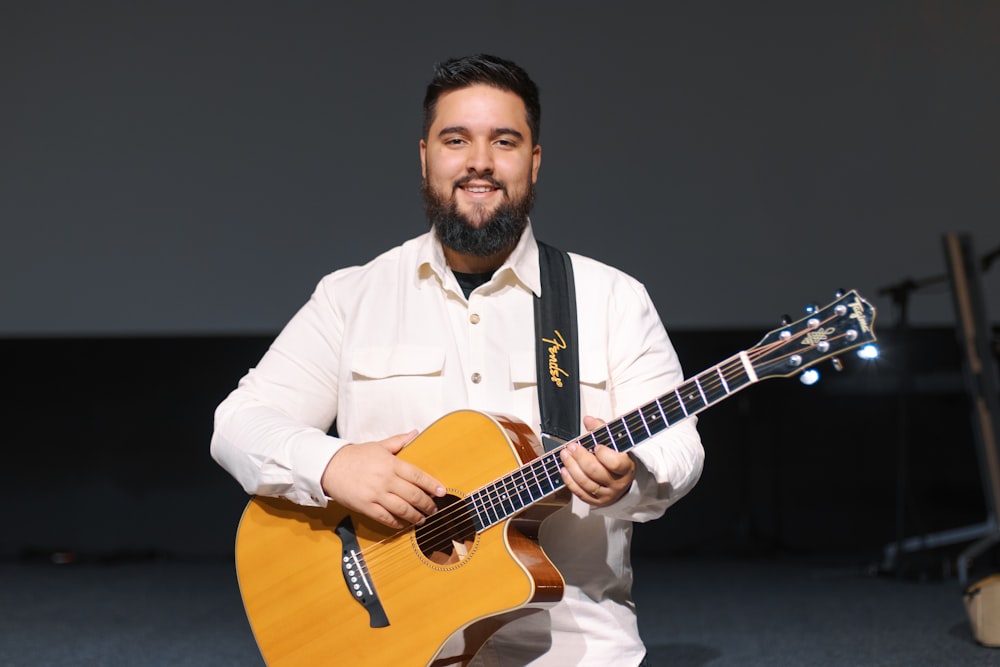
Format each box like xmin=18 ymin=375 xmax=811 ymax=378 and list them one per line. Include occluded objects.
xmin=465 ymin=352 xmax=756 ymax=531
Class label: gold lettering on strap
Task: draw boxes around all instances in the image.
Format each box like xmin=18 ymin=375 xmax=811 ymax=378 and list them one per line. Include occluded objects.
xmin=541 ymin=330 xmax=569 ymax=388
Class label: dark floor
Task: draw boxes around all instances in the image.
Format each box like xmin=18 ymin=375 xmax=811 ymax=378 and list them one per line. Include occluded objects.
xmin=1 ymin=551 xmax=997 ymax=667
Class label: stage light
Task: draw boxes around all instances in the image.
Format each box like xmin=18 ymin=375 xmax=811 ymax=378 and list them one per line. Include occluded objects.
xmin=800 ymin=369 xmax=820 ymax=386
xmin=857 ymin=344 xmax=879 ymax=360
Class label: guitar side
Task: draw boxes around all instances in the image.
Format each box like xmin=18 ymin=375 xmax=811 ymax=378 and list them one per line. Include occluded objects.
xmin=235 ymin=410 xmax=566 ymax=667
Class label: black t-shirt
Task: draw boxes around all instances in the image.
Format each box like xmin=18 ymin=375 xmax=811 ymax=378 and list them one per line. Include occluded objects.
xmin=452 ymin=270 xmax=493 ymax=299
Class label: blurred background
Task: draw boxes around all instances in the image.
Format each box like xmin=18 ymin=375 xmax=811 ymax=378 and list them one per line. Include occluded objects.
xmin=2 ymin=1 xmax=998 ymax=578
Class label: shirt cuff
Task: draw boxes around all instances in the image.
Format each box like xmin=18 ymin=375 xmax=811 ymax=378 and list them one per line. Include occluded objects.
xmin=289 ymin=430 xmax=348 ymax=506
xmin=592 ymin=458 xmax=651 ymax=519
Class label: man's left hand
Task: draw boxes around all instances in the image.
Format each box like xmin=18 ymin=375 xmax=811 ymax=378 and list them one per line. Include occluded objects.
xmin=559 ymin=415 xmax=636 ymax=507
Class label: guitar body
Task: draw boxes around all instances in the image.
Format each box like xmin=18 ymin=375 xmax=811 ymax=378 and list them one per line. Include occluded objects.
xmin=235 ymin=410 xmax=566 ymax=667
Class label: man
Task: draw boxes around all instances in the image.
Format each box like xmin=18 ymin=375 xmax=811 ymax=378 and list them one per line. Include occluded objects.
xmin=212 ymin=54 xmax=704 ymax=666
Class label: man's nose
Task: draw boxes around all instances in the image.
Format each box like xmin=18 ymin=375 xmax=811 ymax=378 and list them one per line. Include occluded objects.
xmin=465 ymin=140 xmax=494 ymax=174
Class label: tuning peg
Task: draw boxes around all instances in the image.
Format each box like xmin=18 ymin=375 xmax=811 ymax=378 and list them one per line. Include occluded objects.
xmin=805 ymin=303 xmax=819 ymax=315
xmin=831 ymin=357 xmax=844 ymax=372
xmin=835 ymin=288 xmax=846 ymax=298
xmin=781 ymin=314 xmax=792 ymax=325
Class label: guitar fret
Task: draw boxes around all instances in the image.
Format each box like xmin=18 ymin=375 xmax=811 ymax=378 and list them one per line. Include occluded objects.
xmin=516 ymin=467 xmax=535 ymax=506
xmin=717 ymin=366 xmax=730 ymax=394
xmin=655 ymin=397 xmax=671 ymax=427
xmin=512 ymin=474 xmax=527 ymax=509
xmin=623 ymin=412 xmax=644 ymax=447
xmin=538 ymin=454 xmax=561 ymax=496
xmin=673 ymin=388 xmax=688 ymax=417
xmin=694 ymin=376 xmax=708 ymax=406
xmin=663 ymin=392 xmax=686 ymax=424
xmin=510 ymin=473 xmax=527 ymax=509
xmin=490 ymin=483 xmax=506 ymax=522
xmin=482 ymin=488 xmax=500 ymax=526
xmin=631 ymin=410 xmax=646 ymax=431
xmin=681 ymin=380 xmax=707 ymax=413
xmin=726 ymin=362 xmax=751 ymax=392
xmin=636 ymin=408 xmax=651 ymax=437
xmin=698 ymin=369 xmax=727 ymax=405
xmin=611 ymin=418 xmax=632 ymax=451
xmin=542 ymin=454 xmax=564 ymax=497
xmin=500 ymin=477 xmax=518 ymax=514
xmin=641 ymin=401 xmax=668 ymax=434
xmin=519 ymin=468 xmax=537 ymax=505
xmin=529 ymin=460 xmax=548 ymax=496
xmin=495 ymin=481 xmax=511 ymax=516
xmin=470 ymin=495 xmax=487 ymax=530
xmin=592 ymin=426 xmax=614 ymax=449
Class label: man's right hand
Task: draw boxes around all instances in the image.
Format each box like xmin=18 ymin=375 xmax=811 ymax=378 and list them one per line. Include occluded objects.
xmin=320 ymin=430 xmax=446 ymax=530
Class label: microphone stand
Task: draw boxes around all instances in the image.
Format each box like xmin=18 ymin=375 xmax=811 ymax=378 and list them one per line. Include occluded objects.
xmin=880 ymin=240 xmax=1000 ymax=580
xmin=877 ymin=273 xmax=945 ymax=576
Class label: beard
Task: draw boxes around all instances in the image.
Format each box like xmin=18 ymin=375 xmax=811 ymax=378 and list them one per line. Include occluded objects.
xmin=422 ymin=172 xmax=535 ymax=258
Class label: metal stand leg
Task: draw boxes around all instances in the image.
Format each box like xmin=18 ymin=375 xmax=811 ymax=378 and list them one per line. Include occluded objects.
xmin=880 ymin=235 xmax=1000 ymax=585
xmin=882 ymin=519 xmax=997 ymax=585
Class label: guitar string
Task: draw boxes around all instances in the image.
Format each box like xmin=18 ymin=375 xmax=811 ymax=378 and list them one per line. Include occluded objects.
xmin=353 ymin=353 xmax=756 ymax=576
xmin=355 ymin=330 xmax=828 ymax=578
xmin=355 ymin=354 xmax=746 ymax=571
xmin=356 ymin=330 xmax=837 ymax=582
xmin=352 ymin=311 xmax=853 ymax=579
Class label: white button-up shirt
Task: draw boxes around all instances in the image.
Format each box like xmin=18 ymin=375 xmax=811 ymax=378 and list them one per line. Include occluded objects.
xmin=211 ymin=223 xmax=704 ymax=666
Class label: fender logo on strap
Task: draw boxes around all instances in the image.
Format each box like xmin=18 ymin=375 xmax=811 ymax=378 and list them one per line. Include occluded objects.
xmin=541 ymin=329 xmax=569 ymax=388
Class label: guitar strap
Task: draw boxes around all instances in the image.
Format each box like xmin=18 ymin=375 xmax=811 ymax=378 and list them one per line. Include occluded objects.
xmin=534 ymin=241 xmax=581 ymax=451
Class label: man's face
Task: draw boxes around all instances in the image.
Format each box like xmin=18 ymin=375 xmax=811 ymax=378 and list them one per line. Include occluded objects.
xmin=420 ymin=84 xmax=542 ymax=257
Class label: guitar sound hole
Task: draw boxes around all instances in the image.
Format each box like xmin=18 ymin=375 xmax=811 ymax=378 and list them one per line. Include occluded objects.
xmin=414 ymin=494 xmax=477 ymax=566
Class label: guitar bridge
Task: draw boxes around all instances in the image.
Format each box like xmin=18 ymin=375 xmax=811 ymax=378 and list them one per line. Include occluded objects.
xmin=336 ymin=516 xmax=389 ymax=628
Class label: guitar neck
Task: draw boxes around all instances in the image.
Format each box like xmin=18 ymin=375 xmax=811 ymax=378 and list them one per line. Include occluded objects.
xmin=465 ymin=351 xmax=758 ymax=532
xmin=465 ymin=288 xmax=877 ymax=533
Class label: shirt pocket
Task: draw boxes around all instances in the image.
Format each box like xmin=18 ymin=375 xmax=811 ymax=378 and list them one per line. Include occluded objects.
xmin=351 ymin=345 xmax=446 ymax=380
xmin=509 ymin=349 xmax=610 ymax=430
xmin=344 ymin=345 xmax=447 ymax=436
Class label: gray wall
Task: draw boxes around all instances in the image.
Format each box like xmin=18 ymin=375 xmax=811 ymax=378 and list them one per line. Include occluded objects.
xmin=3 ymin=2 xmax=998 ymax=335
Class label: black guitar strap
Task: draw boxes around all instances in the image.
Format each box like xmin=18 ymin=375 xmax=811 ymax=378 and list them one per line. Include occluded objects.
xmin=534 ymin=241 xmax=581 ymax=451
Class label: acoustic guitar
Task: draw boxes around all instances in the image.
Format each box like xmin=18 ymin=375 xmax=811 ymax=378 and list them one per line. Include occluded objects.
xmin=235 ymin=289 xmax=877 ymax=666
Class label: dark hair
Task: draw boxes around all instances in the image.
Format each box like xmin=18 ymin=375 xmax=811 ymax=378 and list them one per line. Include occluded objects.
xmin=422 ymin=54 xmax=541 ymax=146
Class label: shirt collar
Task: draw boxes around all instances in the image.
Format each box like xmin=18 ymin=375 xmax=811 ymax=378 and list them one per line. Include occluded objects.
xmin=416 ymin=221 xmax=542 ymax=297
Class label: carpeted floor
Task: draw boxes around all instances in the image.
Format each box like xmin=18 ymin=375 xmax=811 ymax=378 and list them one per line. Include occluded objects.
xmin=1 ymin=553 xmax=996 ymax=666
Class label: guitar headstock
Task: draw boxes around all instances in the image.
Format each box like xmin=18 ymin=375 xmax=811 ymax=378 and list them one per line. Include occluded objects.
xmin=750 ymin=290 xmax=877 ymax=380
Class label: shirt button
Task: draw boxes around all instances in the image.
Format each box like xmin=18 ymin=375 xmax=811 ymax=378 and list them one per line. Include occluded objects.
xmin=470 ymin=313 xmax=481 ymax=324
xmin=471 ymin=372 xmax=482 ymax=384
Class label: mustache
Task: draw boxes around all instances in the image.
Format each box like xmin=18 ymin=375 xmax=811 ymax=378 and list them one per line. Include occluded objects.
xmin=453 ymin=173 xmax=507 ymax=193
